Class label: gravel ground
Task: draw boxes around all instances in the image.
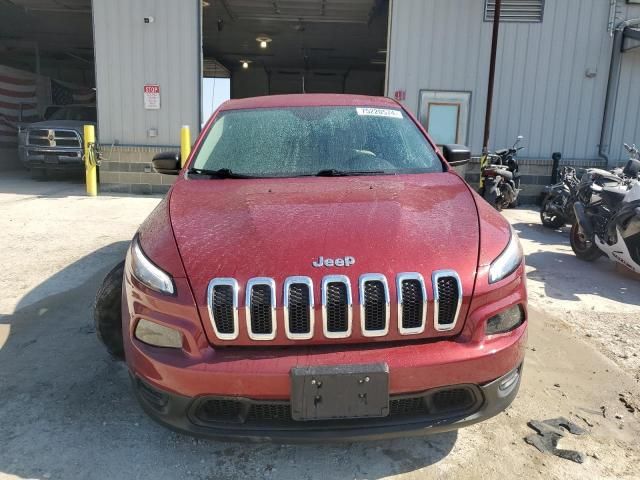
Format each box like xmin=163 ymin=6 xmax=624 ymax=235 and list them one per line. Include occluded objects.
xmin=0 ymin=171 xmax=639 ymax=480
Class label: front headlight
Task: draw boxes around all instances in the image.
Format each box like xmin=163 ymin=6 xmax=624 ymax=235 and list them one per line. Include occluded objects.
xmin=129 ymin=237 xmax=175 ymax=294
xmin=489 ymin=228 xmax=523 ymax=284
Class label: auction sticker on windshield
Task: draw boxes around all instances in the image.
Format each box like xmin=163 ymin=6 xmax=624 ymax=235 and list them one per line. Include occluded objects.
xmin=356 ymin=107 xmax=403 ymax=119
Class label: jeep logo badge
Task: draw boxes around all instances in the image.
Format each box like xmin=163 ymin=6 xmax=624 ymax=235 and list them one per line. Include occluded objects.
xmin=312 ymin=256 xmax=356 ymax=268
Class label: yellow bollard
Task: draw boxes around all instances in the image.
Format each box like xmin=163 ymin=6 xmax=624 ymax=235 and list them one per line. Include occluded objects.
xmin=180 ymin=125 xmax=191 ymax=168
xmin=83 ymin=124 xmax=98 ymax=196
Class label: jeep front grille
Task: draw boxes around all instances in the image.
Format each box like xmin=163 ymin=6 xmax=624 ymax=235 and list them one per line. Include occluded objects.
xmin=206 ymin=271 xmax=462 ymax=341
xmin=397 ymin=273 xmax=427 ymax=335
xmin=246 ymin=278 xmax=276 ymax=340
xmin=322 ymin=275 xmax=352 ymax=338
xmin=359 ymin=274 xmax=389 ymax=336
xmin=284 ymin=277 xmax=314 ymax=340
xmin=433 ymin=271 xmax=463 ymax=331
xmin=206 ymin=278 xmax=239 ymax=340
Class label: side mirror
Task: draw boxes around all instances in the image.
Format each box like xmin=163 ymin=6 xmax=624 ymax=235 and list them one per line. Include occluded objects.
xmin=442 ymin=144 xmax=471 ymax=167
xmin=152 ymin=151 xmax=181 ymax=175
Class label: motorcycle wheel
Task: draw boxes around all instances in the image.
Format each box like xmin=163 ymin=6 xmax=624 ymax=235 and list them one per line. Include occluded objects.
xmin=569 ymin=223 xmax=602 ymax=262
xmin=540 ymin=199 xmax=565 ymax=228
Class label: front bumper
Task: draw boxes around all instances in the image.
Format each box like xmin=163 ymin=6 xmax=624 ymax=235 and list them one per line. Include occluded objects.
xmin=19 ymin=145 xmax=84 ymax=169
xmin=132 ymin=363 xmax=523 ymax=442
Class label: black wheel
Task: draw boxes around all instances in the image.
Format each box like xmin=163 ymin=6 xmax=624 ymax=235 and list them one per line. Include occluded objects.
xmin=570 ymin=223 xmax=602 ymax=262
xmin=540 ymin=199 xmax=565 ymax=228
xmin=508 ymin=197 xmax=519 ymax=209
xmin=94 ymin=261 xmax=125 ymax=360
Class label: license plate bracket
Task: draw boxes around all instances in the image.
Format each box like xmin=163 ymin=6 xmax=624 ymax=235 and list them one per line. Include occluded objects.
xmin=290 ymin=364 xmax=389 ymax=421
xmin=44 ymin=154 xmax=58 ymax=164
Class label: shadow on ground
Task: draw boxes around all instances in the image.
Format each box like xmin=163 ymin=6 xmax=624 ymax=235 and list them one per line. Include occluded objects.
xmin=0 ymin=245 xmax=457 ymax=480
xmin=0 ymin=168 xmax=86 ymax=198
xmin=511 ymin=221 xmax=640 ymax=306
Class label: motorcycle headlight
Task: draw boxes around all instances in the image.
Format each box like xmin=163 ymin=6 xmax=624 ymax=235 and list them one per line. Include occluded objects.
xmin=129 ymin=237 xmax=175 ymax=295
xmin=489 ymin=228 xmax=523 ymax=284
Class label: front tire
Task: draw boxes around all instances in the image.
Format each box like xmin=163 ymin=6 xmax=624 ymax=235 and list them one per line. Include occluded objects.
xmin=94 ymin=261 xmax=125 ymax=360
xmin=570 ymin=223 xmax=602 ymax=261
xmin=540 ymin=198 xmax=565 ymax=228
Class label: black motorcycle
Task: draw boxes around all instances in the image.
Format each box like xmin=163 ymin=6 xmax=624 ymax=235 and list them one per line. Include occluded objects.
xmin=540 ymin=166 xmax=580 ymax=228
xmin=480 ymin=136 xmax=524 ymax=210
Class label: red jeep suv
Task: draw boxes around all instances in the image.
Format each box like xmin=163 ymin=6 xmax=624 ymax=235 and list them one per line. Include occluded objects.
xmin=106 ymin=94 xmax=527 ymax=441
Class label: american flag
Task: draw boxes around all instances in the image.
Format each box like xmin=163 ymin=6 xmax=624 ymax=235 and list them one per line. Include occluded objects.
xmin=51 ymin=79 xmax=96 ymax=106
xmin=0 ymin=65 xmax=39 ymax=148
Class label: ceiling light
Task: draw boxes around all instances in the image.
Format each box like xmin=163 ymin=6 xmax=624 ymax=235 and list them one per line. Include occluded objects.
xmin=241 ymin=60 xmax=250 ymax=69
xmin=256 ymin=35 xmax=272 ymax=49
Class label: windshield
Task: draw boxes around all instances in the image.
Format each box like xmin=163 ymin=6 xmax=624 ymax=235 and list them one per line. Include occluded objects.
xmin=46 ymin=106 xmax=97 ymax=122
xmin=192 ymin=106 xmax=443 ymax=177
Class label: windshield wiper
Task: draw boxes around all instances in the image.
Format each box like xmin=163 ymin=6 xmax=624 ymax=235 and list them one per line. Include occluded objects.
xmin=314 ymin=169 xmax=387 ymax=177
xmin=187 ymin=168 xmax=255 ymax=179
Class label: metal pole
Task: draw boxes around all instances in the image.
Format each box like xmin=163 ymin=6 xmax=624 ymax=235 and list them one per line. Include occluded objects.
xmin=180 ymin=125 xmax=192 ymax=168
xmin=83 ymin=125 xmax=97 ymax=196
xmin=482 ymin=0 xmax=502 ymax=155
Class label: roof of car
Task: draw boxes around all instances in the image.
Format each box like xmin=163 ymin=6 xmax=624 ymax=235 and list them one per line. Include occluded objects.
xmin=219 ymin=94 xmax=401 ymax=111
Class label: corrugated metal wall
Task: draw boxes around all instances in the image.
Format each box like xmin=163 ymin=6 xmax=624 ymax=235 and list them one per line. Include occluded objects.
xmin=92 ymin=0 xmax=200 ymax=146
xmin=386 ymin=0 xmax=640 ymax=163
xmin=609 ymin=2 xmax=640 ymax=162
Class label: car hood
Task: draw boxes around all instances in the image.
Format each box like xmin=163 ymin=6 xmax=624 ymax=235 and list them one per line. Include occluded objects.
xmin=25 ymin=120 xmax=96 ymax=130
xmin=170 ymin=172 xmax=480 ymax=309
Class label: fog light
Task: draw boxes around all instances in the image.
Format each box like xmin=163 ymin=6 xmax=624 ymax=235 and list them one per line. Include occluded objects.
xmin=135 ymin=319 xmax=182 ymax=348
xmin=486 ymin=305 xmax=524 ymax=335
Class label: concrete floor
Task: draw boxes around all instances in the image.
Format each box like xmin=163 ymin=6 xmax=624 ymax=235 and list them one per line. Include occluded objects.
xmin=0 ymin=171 xmax=639 ymax=480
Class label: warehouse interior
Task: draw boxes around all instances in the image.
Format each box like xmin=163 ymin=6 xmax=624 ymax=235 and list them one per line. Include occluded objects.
xmin=202 ymin=0 xmax=389 ymax=99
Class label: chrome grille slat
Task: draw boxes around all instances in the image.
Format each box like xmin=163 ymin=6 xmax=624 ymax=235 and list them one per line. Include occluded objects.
xmin=246 ymin=278 xmax=277 ymax=341
xmin=397 ymin=273 xmax=427 ymax=335
xmin=322 ymin=275 xmax=352 ymax=338
xmin=359 ymin=274 xmax=390 ymax=337
xmin=206 ymin=278 xmax=239 ymax=341
xmin=284 ymin=276 xmax=314 ymax=340
xmin=432 ymin=270 xmax=463 ymax=332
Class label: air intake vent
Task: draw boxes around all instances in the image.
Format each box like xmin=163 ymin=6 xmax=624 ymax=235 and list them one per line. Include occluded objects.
xmin=359 ymin=274 xmax=389 ymax=336
xmin=397 ymin=273 xmax=427 ymax=335
xmin=284 ymin=277 xmax=314 ymax=340
xmin=246 ymin=278 xmax=276 ymax=340
xmin=322 ymin=276 xmax=352 ymax=338
xmin=207 ymin=278 xmax=239 ymax=340
xmin=484 ymin=0 xmax=545 ymax=23
xmin=433 ymin=271 xmax=462 ymax=332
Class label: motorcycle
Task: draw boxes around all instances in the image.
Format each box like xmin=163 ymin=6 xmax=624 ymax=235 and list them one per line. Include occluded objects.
xmin=480 ymin=135 xmax=524 ymax=210
xmin=541 ymin=144 xmax=639 ymax=229
xmin=540 ymin=166 xmax=580 ymax=228
xmin=570 ymin=157 xmax=640 ymax=273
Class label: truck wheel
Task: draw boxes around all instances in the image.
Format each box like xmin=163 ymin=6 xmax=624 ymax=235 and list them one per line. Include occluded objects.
xmin=569 ymin=223 xmax=602 ymax=262
xmin=94 ymin=261 xmax=125 ymax=360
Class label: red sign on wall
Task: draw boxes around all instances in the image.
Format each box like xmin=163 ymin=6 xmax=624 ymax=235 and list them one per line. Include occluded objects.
xmin=143 ymin=84 xmax=161 ymax=110
xmin=394 ymin=90 xmax=406 ymax=101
